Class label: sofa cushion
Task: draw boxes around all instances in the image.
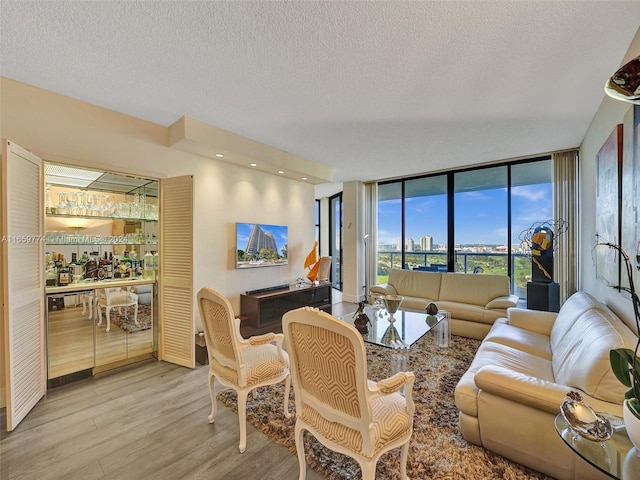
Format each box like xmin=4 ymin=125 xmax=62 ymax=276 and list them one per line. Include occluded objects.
xmin=387 ymin=269 xmax=441 ymax=300
xmin=549 ymin=291 xmax=609 ymax=350
xmin=439 ymin=273 xmax=511 ymax=307
xmin=552 ymin=307 xmax=637 ymax=403
xmin=484 ymin=318 xmax=552 ymax=360
xmin=437 ymin=301 xmax=504 ymax=325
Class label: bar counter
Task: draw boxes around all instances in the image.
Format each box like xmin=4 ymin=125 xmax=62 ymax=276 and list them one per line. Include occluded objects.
xmin=46 ymin=277 xmax=156 ymax=294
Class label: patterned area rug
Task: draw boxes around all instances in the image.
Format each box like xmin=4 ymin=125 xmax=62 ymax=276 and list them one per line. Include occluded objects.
xmin=110 ymin=304 xmax=152 ymax=333
xmin=217 ymin=333 xmax=554 ymax=479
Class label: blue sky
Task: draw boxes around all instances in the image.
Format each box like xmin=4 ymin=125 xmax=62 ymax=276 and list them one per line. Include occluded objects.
xmin=378 ymin=184 xmax=552 ymax=247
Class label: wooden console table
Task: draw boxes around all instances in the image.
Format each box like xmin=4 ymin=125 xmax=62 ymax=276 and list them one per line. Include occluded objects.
xmin=240 ymin=283 xmax=332 ymax=336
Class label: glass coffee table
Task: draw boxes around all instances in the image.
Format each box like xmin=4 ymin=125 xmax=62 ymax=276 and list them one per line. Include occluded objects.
xmin=341 ymin=304 xmax=444 ymax=349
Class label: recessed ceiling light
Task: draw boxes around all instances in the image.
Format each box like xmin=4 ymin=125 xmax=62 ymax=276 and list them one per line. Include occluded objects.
xmin=277 ymin=170 xmax=285 ymax=174
xmin=215 ymin=153 xmax=224 ymax=158
xmin=301 ymin=177 xmax=308 ymax=181
xmin=250 ymin=163 xmax=257 ymax=167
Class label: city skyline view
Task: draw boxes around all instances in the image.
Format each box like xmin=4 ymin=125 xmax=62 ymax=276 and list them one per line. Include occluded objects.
xmin=377 ymin=182 xmax=553 ymax=251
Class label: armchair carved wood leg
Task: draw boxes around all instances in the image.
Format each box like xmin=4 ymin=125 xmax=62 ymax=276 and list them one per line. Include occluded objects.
xmin=89 ymin=293 xmax=95 ymax=320
xmin=295 ymin=423 xmax=307 ymax=480
xmin=207 ymin=373 xmax=216 ymax=424
xmin=359 ymin=462 xmax=377 ymax=480
xmin=283 ymin=375 xmax=291 ymax=418
xmin=133 ymin=302 xmax=139 ymax=325
xmin=400 ymin=442 xmax=410 ymax=479
xmin=237 ymin=390 xmax=249 ymax=453
xmin=106 ymin=307 xmax=112 ymax=332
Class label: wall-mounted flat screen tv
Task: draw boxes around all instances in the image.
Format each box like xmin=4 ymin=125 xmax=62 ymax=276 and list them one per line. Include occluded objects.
xmin=236 ymin=223 xmax=288 ymax=268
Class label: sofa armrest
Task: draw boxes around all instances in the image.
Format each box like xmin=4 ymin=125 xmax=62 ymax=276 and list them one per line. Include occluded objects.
xmin=370 ymin=283 xmax=397 ymax=296
xmin=485 ymin=294 xmax=519 ymax=310
xmin=474 ymin=365 xmax=621 ymax=415
xmin=474 ymin=365 xmax=574 ymax=414
xmin=507 ymin=307 xmax=557 ymax=335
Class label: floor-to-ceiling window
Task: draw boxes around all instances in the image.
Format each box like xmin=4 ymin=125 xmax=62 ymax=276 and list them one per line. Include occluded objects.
xmin=377 ymin=182 xmax=403 ymax=283
xmin=405 ymin=175 xmax=448 ymax=271
xmin=454 ymin=166 xmax=508 ymax=275
xmin=375 ymin=156 xmax=552 ymax=301
xmin=329 ymin=193 xmax=342 ymax=291
xmin=510 ymin=160 xmax=553 ymax=299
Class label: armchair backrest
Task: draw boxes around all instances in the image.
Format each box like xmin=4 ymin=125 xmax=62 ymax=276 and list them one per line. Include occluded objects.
xmin=197 ymin=287 xmax=240 ymax=370
xmin=317 ymin=256 xmax=332 ymax=282
xmin=283 ymin=307 xmax=373 ymax=437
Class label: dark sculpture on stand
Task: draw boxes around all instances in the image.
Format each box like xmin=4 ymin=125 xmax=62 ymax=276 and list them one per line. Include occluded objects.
xmin=519 ymin=220 xmax=569 ymax=312
xmin=530 ymin=226 xmax=554 ymax=282
xmin=519 ymin=219 xmax=569 ymax=282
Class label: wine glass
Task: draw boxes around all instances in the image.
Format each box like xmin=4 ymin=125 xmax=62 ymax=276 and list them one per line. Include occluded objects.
xmin=67 ymin=191 xmax=78 ymax=215
xmin=45 ymin=184 xmax=56 ymax=214
xmin=56 ymin=192 xmax=68 ymax=214
xmin=87 ymin=193 xmax=99 ymax=216
xmin=76 ymin=192 xmax=86 ymax=216
xmin=368 ymin=291 xmax=384 ymax=310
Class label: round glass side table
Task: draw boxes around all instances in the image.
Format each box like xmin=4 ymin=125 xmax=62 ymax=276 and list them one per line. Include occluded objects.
xmin=555 ymin=413 xmax=640 ymax=479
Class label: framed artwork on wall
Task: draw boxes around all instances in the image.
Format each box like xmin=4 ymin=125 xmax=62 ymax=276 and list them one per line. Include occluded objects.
xmin=595 ymin=123 xmax=623 ymax=287
xmin=622 ymin=105 xmax=640 ymax=289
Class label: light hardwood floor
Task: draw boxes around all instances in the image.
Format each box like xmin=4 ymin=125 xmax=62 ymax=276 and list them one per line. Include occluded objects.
xmin=1 ymin=298 xmax=357 ymax=480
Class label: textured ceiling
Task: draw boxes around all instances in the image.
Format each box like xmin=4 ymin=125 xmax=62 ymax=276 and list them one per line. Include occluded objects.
xmin=2 ymin=1 xmax=640 ymax=197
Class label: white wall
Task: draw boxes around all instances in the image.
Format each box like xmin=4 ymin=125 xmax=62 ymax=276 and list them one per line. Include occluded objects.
xmin=342 ymin=181 xmax=366 ymax=303
xmin=579 ymin=32 xmax=640 ymax=334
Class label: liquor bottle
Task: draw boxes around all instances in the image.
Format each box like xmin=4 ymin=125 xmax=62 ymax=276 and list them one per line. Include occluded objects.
xmin=84 ymin=258 xmax=98 ymax=279
xmin=46 ymin=263 xmax=58 ymax=286
xmin=106 ymin=253 xmax=114 ymax=279
xmin=130 ymin=250 xmax=138 ymax=272
xmin=79 ymin=251 xmax=89 ymax=265
xmin=58 ymin=263 xmax=70 ymax=286
xmin=144 ymin=251 xmax=154 ymax=279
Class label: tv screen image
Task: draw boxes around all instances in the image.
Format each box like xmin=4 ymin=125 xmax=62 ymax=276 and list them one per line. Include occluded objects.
xmin=236 ymin=223 xmax=288 ymax=268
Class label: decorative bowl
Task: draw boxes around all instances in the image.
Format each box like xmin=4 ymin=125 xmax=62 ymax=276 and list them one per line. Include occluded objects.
xmin=560 ymin=391 xmax=612 ymax=441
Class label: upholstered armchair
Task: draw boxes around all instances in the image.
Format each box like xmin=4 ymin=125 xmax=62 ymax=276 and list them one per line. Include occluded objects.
xmin=96 ymin=287 xmax=138 ymax=332
xmin=282 ymin=306 xmax=416 ymax=480
xmin=316 ymin=256 xmax=332 ymax=282
xmin=197 ymin=286 xmax=291 ymax=453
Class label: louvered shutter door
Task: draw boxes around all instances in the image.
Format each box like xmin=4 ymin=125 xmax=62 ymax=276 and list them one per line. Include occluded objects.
xmin=2 ymin=140 xmax=46 ymax=431
xmin=158 ymin=175 xmax=194 ymax=367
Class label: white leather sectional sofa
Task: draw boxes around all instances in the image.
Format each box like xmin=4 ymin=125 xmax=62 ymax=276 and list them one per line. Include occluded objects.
xmin=455 ymin=291 xmax=638 ymax=480
xmin=370 ymin=268 xmax=519 ymax=339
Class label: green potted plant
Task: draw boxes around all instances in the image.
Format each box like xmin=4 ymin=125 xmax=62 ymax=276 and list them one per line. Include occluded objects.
xmin=600 ymin=242 xmax=640 ymax=446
